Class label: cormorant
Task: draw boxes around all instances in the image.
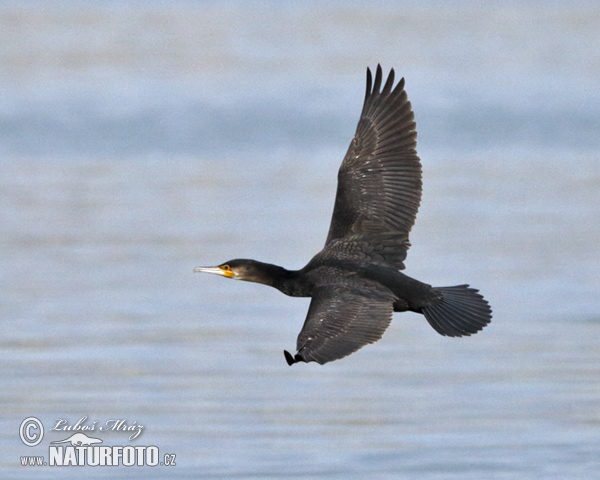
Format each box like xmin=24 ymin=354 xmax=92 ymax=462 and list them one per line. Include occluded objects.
xmin=195 ymin=65 xmax=492 ymax=366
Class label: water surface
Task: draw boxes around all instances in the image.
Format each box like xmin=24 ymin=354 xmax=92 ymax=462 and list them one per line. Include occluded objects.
xmin=1 ymin=1 xmax=599 ymax=478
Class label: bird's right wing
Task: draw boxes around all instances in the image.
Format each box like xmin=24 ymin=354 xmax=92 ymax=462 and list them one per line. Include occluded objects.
xmin=325 ymin=65 xmax=422 ymax=246
xmin=284 ymin=283 xmax=396 ymax=365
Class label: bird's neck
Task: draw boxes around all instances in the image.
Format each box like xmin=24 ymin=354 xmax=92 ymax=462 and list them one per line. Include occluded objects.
xmin=257 ymin=263 xmax=311 ymax=297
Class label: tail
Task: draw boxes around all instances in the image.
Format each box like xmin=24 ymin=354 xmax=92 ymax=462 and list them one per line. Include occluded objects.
xmin=422 ymin=285 xmax=492 ymax=337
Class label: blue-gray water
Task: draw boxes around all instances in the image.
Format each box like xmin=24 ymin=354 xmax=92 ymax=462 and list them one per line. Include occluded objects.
xmin=1 ymin=1 xmax=599 ymax=478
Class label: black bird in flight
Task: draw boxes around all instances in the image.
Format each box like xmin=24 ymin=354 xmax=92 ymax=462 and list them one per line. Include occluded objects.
xmin=195 ymin=65 xmax=492 ymax=365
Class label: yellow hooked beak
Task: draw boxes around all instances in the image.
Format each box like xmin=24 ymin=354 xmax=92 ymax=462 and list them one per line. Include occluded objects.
xmin=193 ymin=265 xmax=234 ymax=278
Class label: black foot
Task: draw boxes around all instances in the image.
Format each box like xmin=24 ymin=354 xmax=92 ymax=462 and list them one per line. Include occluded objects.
xmin=283 ymin=350 xmax=307 ymax=366
xmin=284 ymin=350 xmax=296 ymax=366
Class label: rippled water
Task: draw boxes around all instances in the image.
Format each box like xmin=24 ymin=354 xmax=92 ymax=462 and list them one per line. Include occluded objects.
xmin=1 ymin=1 xmax=599 ymax=478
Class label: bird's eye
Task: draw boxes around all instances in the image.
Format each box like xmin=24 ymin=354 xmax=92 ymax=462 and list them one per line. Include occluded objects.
xmin=221 ymin=265 xmax=230 ymax=271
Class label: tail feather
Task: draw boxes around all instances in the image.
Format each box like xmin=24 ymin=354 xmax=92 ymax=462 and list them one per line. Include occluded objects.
xmin=422 ymin=285 xmax=492 ymax=337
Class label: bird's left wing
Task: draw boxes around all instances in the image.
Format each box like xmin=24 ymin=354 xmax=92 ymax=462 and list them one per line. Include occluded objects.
xmin=284 ymin=283 xmax=396 ymax=365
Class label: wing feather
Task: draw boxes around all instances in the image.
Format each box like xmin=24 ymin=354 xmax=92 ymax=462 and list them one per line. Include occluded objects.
xmin=286 ymin=283 xmax=396 ymax=365
xmin=325 ymin=65 xmax=422 ymax=248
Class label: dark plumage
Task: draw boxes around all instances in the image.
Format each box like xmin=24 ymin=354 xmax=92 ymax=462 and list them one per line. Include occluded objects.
xmin=195 ymin=65 xmax=492 ymax=365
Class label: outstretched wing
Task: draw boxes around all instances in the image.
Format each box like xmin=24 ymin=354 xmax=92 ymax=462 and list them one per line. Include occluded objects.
xmin=325 ymin=65 xmax=422 ymax=246
xmin=284 ymin=283 xmax=396 ymax=365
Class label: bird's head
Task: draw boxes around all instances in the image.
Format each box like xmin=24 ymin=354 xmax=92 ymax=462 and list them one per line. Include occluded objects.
xmin=194 ymin=259 xmax=283 ymax=285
